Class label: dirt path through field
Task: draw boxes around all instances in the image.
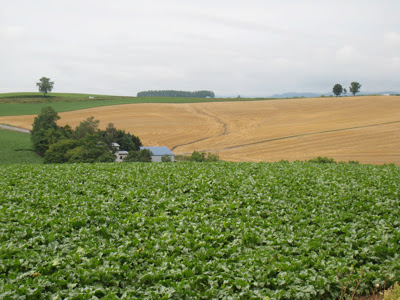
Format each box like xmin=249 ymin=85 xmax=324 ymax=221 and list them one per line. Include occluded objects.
xmin=1 ymin=96 xmax=399 ymax=164
xmin=0 ymin=124 xmax=31 ymax=134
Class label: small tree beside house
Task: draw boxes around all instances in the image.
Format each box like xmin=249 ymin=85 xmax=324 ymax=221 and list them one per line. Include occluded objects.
xmin=124 ymin=148 xmax=153 ymax=162
xmin=139 ymin=146 xmax=175 ymax=162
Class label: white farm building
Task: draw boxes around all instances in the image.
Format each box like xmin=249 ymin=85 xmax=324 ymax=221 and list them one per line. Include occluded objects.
xmin=112 ymin=143 xmax=129 ymax=162
xmin=140 ymin=146 xmax=175 ymax=162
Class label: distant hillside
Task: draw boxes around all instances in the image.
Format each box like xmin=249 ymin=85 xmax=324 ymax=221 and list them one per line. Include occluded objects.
xmin=271 ymin=91 xmax=399 ymax=98
xmin=271 ymin=92 xmax=322 ymax=98
xmin=364 ymin=91 xmax=400 ymax=95
xmin=2 ymin=95 xmax=399 ymax=165
xmin=0 ymin=92 xmax=273 ymax=117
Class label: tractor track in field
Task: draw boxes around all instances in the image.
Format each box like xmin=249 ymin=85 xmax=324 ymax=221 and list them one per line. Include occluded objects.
xmin=171 ymin=105 xmax=229 ymax=151
xmin=198 ymin=120 xmax=400 ymax=152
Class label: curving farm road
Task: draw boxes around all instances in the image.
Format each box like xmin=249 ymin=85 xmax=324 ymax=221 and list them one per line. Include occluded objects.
xmin=0 ymin=124 xmax=31 ymax=134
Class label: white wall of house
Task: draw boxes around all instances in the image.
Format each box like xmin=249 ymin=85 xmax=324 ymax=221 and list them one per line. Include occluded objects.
xmin=115 ymin=151 xmax=128 ymax=162
xmin=140 ymin=146 xmax=175 ymax=162
xmin=151 ymin=155 xmax=174 ymax=162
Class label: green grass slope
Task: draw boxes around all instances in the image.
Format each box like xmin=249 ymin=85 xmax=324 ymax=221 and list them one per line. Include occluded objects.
xmin=0 ymin=92 xmax=274 ymax=116
xmin=0 ymin=92 xmax=122 ymax=101
xmin=1 ymin=162 xmax=399 ymax=299
xmin=0 ymin=129 xmax=42 ymax=164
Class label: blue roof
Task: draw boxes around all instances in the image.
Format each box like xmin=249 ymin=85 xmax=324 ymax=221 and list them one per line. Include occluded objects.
xmin=140 ymin=146 xmax=174 ymax=156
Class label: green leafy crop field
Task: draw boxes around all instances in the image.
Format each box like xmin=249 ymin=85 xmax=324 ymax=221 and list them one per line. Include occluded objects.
xmin=0 ymin=92 xmax=273 ymax=116
xmin=1 ymin=162 xmax=399 ymax=299
xmin=0 ymin=129 xmax=42 ymax=165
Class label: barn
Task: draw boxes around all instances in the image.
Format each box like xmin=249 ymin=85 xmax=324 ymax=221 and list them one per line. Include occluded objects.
xmin=140 ymin=146 xmax=175 ymax=162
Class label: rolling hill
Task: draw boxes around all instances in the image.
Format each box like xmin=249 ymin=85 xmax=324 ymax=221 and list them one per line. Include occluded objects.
xmin=0 ymin=95 xmax=399 ymax=165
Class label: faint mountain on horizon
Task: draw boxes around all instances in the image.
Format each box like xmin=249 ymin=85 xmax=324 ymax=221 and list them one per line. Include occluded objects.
xmin=367 ymin=91 xmax=400 ymax=95
xmin=270 ymin=91 xmax=399 ymax=98
xmin=270 ymin=92 xmax=322 ymax=98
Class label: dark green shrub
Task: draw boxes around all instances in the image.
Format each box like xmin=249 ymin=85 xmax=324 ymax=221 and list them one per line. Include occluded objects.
xmin=308 ymin=156 xmax=336 ymax=164
xmin=206 ymin=153 xmax=219 ymax=162
xmin=44 ymin=139 xmax=79 ymax=164
xmin=190 ymin=151 xmax=207 ymax=162
xmin=189 ymin=151 xmax=219 ymax=162
xmin=124 ymin=149 xmax=152 ymax=162
xmin=278 ymin=159 xmax=290 ymax=163
xmin=44 ymin=135 xmax=114 ymax=164
xmin=161 ymin=155 xmax=172 ymax=162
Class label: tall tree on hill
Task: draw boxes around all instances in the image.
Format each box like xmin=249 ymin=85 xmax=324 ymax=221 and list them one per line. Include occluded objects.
xmin=332 ymin=84 xmax=343 ymax=97
xmin=36 ymin=77 xmax=54 ymax=96
xmin=349 ymin=82 xmax=361 ymax=96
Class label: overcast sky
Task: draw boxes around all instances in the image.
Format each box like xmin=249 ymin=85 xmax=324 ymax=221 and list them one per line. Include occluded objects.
xmin=1 ymin=0 xmax=399 ymax=97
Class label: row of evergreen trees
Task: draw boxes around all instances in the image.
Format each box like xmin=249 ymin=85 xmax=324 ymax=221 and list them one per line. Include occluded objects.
xmin=137 ymin=90 xmax=215 ymax=98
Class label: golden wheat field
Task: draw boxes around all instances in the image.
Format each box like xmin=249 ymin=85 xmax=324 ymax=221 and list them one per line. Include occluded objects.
xmin=1 ymin=96 xmax=399 ymax=164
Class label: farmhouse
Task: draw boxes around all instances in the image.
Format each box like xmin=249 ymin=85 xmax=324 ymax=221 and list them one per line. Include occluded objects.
xmin=115 ymin=150 xmax=128 ymax=162
xmin=140 ymin=146 xmax=175 ymax=162
xmin=112 ymin=143 xmax=129 ymax=162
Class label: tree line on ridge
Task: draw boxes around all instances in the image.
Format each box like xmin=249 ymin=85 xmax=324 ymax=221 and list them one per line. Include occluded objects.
xmin=137 ymin=90 xmax=215 ymax=98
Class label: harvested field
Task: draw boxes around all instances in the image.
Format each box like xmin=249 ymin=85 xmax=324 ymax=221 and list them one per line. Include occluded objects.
xmin=1 ymin=96 xmax=399 ymax=164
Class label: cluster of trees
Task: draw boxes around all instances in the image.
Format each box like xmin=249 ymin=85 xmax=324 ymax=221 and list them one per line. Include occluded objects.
xmin=31 ymin=106 xmax=142 ymax=164
xmin=332 ymin=82 xmax=361 ymax=97
xmin=137 ymin=90 xmax=215 ymax=98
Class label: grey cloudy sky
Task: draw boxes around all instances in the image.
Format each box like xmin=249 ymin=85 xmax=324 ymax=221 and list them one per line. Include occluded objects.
xmin=1 ymin=0 xmax=399 ymax=97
